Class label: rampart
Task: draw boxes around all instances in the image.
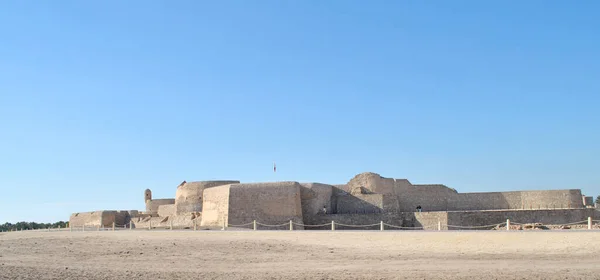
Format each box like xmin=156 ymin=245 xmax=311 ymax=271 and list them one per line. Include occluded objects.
xmin=335 ymin=194 xmax=384 ymax=214
xmin=300 ymin=183 xmax=333 ymax=218
xmin=145 ymin=199 xmax=175 ymax=214
xmin=175 ymin=180 xmax=239 ymax=215
xmin=67 ymin=171 xmax=596 ymax=231
xmin=447 ymin=208 xmax=598 ymax=228
xmin=200 ymin=185 xmax=231 ymax=227
xmin=202 ymin=182 xmax=304 ymax=229
xmin=339 ymin=172 xmax=587 ymax=213
xmin=157 ymin=204 xmax=175 ymax=217
xmin=69 ymin=210 xmax=131 ymax=227
xmin=307 ymin=211 xmax=448 ymax=230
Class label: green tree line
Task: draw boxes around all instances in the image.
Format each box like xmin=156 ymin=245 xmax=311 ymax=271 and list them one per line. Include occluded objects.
xmin=0 ymin=221 xmax=68 ymax=232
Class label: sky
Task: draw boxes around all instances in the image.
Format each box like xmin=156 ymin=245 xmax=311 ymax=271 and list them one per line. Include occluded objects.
xmin=1 ymin=1 xmax=599 ymax=223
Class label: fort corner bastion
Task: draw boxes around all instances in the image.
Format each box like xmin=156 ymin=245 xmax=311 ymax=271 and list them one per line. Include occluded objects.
xmin=69 ymin=172 xmax=598 ymax=230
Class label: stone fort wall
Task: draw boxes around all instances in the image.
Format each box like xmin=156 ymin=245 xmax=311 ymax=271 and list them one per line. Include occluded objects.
xmin=448 ymin=189 xmax=584 ymax=211
xmin=337 ymin=172 xmax=587 ymax=213
xmin=228 ymin=182 xmax=304 ymax=229
xmin=307 ymin=212 xmax=448 ymax=230
xmin=175 ymin=180 xmax=239 ymax=215
xmin=157 ymin=204 xmax=175 ymax=217
xmin=200 ymin=184 xmax=231 ymax=227
xmin=69 ymin=210 xmax=131 ymax=227
xmin=306 ymin=209 xmax=598 ymax=231
xmin=447 ymin=208 xmax=598 ymax=228
xmin=146 ymin=199 xmax=175 ymax=214
xmin=394 ymin=188 xmax=584 ymax=212
xmin=68 ymin=171 xmax=595 ymax=230
xmin=201 ymin=182 xmax=304 ymax=229
xmin=300 ymin=183 xmax=333 ymax=217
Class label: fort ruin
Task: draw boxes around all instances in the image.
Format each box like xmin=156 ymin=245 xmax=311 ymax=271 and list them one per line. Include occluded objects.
xmin=69 ymin=172 xmax=598 ymax=230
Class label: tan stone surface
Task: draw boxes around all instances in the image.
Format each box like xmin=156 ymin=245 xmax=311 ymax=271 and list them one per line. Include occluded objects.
xmin=69 ymin=211 xmax=131 ymax=228
xmin=300 ymin=183 xmax=333 ymax=216
xmin=66 ymin=172 xmax=595 ymax=232
xmin=175 ymin=180 xmax=239 ymax=215
xmin=227 ymin=182 xmax=303 ymax=228
xmin=1 ymin=231 xmax=599 ymax=279
xmin=201 ymin=182 xmax=304 ymax=228
xmin=344 ymin=172 xmax=587 ymax=212
xmin=347 ymin=172 xmax=397 ymax=195
xmin=69 ymin=211 xmax=104 ymax=227
xmin=157 ymin=204 xmax=175 ymax=217
xmin=145 ymin=199 xmax=175 ymax=214
xmin=201 ymin=185 xmax=231 ymax=227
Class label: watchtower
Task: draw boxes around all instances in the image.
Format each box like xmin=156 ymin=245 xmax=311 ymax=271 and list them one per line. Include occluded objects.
xmin=144 ymin=189 xmax=152 ymax=202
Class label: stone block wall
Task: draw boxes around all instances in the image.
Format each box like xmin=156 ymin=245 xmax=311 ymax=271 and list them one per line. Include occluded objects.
xmin=69 ymin=210 xmax=131 ymax=228
xmin=300 ymin=183 xmax=333 ymax=218
xmin=308 ymin=213 xmax=407 ymax=230
xmin=448 ymin=189 xmax=585 ymax=211
xmin=397 ymin=189 xmax=451 ymax=212
xmin=335 ymin=194 xmax=384 ymax=214
xmin=145 ymin=199 xmax=175 ymax=214
xmin=411 ymin=211 xmax=448 ymax=230
xmin=446 ymin=208 xmax=598 ymax=229
xmin=201 ymin=182 xmax=304 ymax=229
xmin=339 ymin=172 xmax=587 ymax=212
xmin=307 ymin=212 xmax=445 ymax=230
xmin=227 ymin=182 xmax=304 ymax=229
xmin=70 ymin=211 xmax=104 ymax=227
xmin=175 ymin=180 xmax=239 ymax=215
xmin=200 ymin=185 xmax=231 ymax=227
xmin=157 ymin=204 xmax=175 ymax=217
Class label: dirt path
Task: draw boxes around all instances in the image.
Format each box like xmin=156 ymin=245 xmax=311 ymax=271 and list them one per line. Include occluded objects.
xmin=1 ymin=230 xmax=599 ymax=279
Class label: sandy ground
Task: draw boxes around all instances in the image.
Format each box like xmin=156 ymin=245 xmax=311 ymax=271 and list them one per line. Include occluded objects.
xmin=1 ymin=230 xmax=599 ymax=280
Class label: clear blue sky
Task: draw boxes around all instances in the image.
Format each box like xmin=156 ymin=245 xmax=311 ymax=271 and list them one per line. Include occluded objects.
xmin=1 ymin=1 xmax=599 ymax=223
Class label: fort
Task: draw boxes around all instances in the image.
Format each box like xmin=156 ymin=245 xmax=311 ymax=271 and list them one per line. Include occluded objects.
xmin=69 ymin=172 xmax=598 ymax=230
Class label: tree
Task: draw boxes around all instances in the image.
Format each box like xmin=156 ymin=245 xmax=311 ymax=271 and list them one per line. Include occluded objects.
xmin=596 ymin=195 xmax=600 ymax=205
xmin=0 ymin=221 xmax=68 ymax=232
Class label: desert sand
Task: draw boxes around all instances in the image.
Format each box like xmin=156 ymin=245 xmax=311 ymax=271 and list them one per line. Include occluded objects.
xmin=1 ymin=229 xmax=599 ymax=279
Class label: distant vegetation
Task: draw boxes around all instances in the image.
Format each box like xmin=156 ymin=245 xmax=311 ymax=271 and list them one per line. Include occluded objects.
xmin=0 ymin=221 xmax=68 ymax=232
xmin=596 ymin=195 xmax=600 ymax=205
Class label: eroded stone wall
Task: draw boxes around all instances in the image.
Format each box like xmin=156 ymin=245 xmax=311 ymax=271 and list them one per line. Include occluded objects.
xmin=145 ymin=199 xmax=175 ymax=214
xmin=69 ymin=211 xmax=131 ymax=228
xmin=446 ymin=208 xmax=598 ymax=228
xmin=347 ymin=172 xmax=397 ymax=195
xmin=335 ymin=194 xmax=384 ymax=214
xmin=157 ymin=204 xmax=175 ymax=217
xmin=175 ymin=180 xmax=239 ymax=215
xmin=307 ymin=213 xmax=406 ymax=230
xmin=69 ymin=211 xmax=104 ymax=227
xmin=342 ymin=172 xmax=587 ymax=212
xmin=306 ymin=212 xmax=446 ymax=230
xmin=200 ymin=185 xmax=231 ymax=227
xmin=448 ymin=190 xmax=585 ymax=211
xmin=300 ymin=183 xmax=333 ymax=218
xmin=227 ymin=182 xmax=304 ymax=229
